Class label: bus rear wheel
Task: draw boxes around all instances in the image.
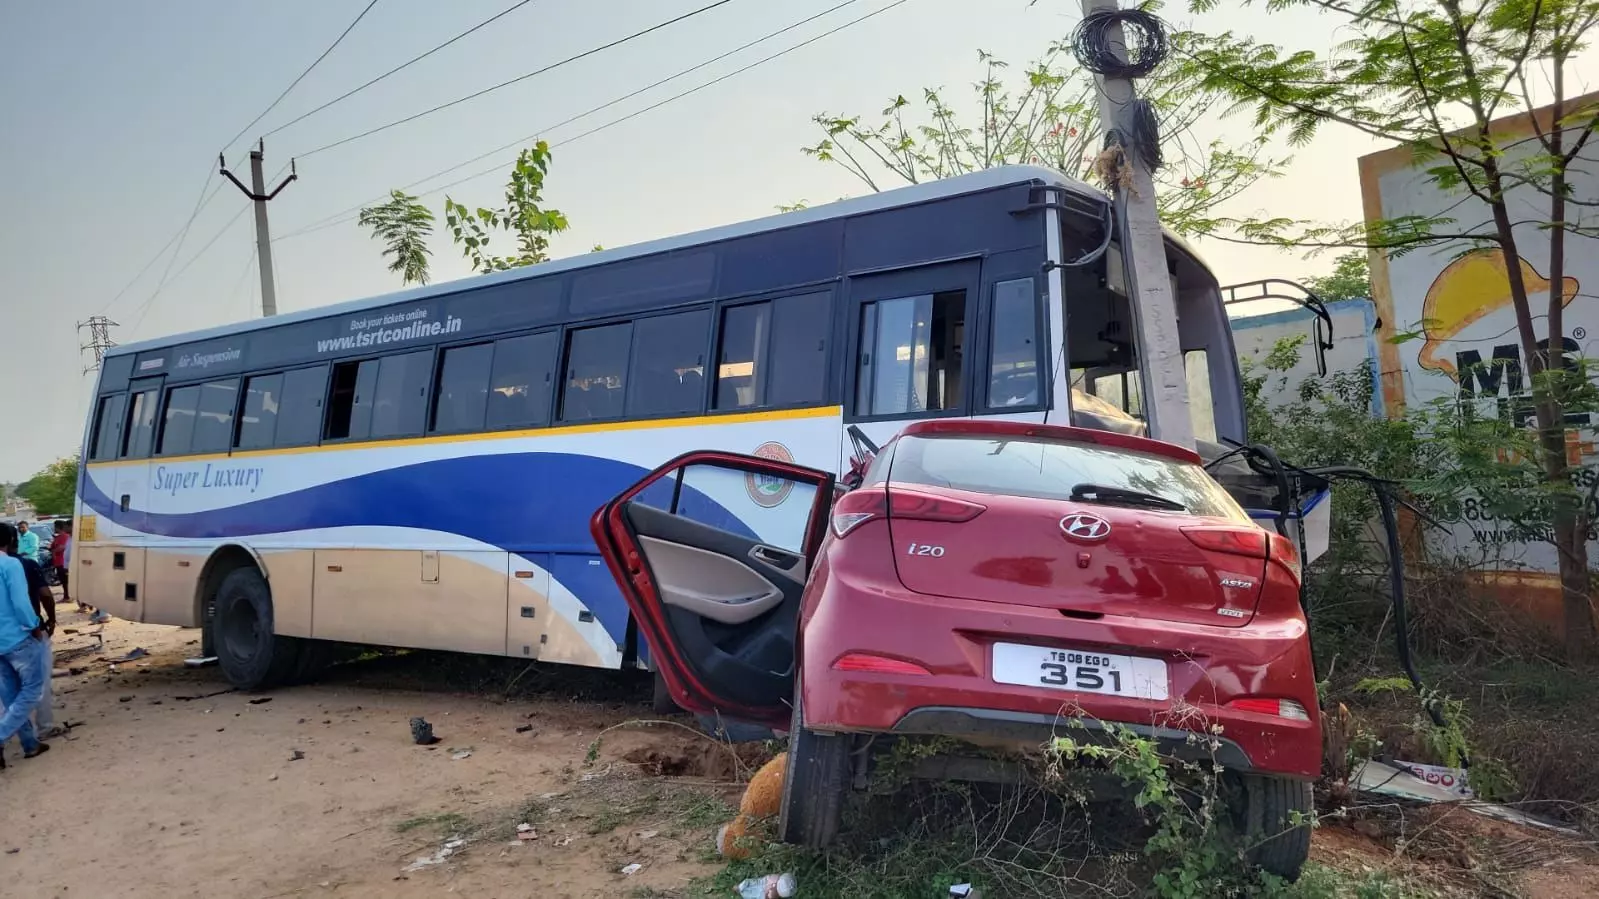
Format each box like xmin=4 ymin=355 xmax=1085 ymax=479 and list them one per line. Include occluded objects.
xmin=214 ymin=566 xmax=301 ymax=690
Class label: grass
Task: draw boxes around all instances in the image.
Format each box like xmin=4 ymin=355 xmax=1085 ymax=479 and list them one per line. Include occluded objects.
xmin=394 ymin=812 xmax=470 ymax=835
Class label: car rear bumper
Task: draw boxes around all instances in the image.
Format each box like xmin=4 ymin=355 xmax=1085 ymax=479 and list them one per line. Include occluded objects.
xmin=798 ymin=569 xmax=1322 ymax=780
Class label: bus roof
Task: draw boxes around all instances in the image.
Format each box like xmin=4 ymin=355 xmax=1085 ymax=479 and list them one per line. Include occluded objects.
xmin=107 ymin=164 xmax=1209 ymax=357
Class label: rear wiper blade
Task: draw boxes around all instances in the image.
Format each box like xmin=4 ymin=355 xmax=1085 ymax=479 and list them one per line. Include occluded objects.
xmin=1070 ymin=483 xmax=1186 ymax=512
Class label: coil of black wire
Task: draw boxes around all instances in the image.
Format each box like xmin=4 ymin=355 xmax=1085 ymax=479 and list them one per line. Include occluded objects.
xmin=1071 ymin=8 xmax=1170 ymax=79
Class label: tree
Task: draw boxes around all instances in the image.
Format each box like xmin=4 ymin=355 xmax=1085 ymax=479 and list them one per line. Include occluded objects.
xmin=360 ymin=142 xmax=570 ymax=285
xmin=800 ymin=31 xmax=1288 ymax=236
xmin=358 ymin=191 xmax=435 ymax=286
xmin=444 ymin=141 xmax=569 ymax=274
xmin=1186 ymin=0 xmax=1599 ymax=659
xmin=16 ymin=456 xmax=78 ymax=517
xmin=1304 ymin=251 xmax=1371 ymax=302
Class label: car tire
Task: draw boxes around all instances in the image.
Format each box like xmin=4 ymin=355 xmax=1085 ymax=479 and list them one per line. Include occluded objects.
xmin=652 ymin=669 xmax=679 ymax=715
xmin=777 ymin=678 xmax=849 ymax=849
xmin=213 ymin=566 xmax=301 ymax=690
xmin=1239 ymin=774 xmax=1313 ymax=881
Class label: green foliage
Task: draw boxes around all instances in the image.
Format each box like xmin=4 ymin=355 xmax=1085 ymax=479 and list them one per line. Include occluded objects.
xmin=357 ymin=190 xmax=435 ymax=285
xmin=361 ymin=142 xmax=569 ymax=284
xmin=1304 ymin=252 xmax=1371 ymax=302
xmin=1353 ymin=677 xmax=1415 ymax=696
xmin=802 ymin=13 xmax=1288 ymax=237
xmin=445 ymin=141 xmax=569 ymax=274
xmin=16 ymin=455 xmax=78 ymax=517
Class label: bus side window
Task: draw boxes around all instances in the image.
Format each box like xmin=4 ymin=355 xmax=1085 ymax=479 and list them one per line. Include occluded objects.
xmin=370 ymin=350 xmax=433 ymax=439
xmin=159 ymin=385 xmax=202 ymax=456
xmin=626 ymin=309 xmax=709 ymax=419
xmin=561 ymin=323 xmax=632 ymax=423
xmin=432 ymin=343 xmax=494 ymax=434
xmin=192 ymin=379 xmax=240 ymax=454
xmin=90 ymin=394 xmax=127 ymax=461
xmin=276 ymin=366 xmax=328 ymax=447
xmin=856 ymin=290 xmax=965 ymax=416
xmin=123 ymin=390 xmax=158 ymax=458
xmin=236 ymin=374 xmax=283 ymax=450
xmin=986 ymin=278 xmax=1042 ymax=409
xmin=487 ymin=332 xmax=558 ymax=429
xmin=713 ymin=292 xmax=832 ymax=411
xmin=326 ymin=360 xmax=380 ymax=441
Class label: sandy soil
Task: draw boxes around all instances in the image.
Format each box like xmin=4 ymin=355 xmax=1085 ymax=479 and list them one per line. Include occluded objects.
xmin=4 ymin=601 xmax=1595 ymax=899
xmin=1 ymin=605 xmax=744 ymax=899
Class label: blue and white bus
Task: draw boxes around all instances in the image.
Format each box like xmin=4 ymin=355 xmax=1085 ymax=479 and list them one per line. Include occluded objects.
xmin=73 ymin=165 xmax=1259 ymax=689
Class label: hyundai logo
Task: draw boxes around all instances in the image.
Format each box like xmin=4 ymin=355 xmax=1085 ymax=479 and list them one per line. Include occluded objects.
xmin=1059 ymin=512 xmax=1112 ymax=543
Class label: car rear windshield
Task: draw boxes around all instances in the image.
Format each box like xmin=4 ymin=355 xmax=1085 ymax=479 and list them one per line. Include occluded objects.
xmin=889 ymin=433 xmax=1250 ymax=521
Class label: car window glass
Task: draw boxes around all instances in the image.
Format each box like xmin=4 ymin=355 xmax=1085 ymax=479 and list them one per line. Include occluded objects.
xmin=889 ymin=434 xmax=1247 ymax=521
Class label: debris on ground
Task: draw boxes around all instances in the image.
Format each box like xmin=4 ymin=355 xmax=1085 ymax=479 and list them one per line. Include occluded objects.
xmin=1353 ymin=760 xmax=1580 ymax=833
xmin=949 ymin=884 xmax=981 ymax=898
xmin=289 ymin=750 xmax=305 ymax=761
xmin=403 ymin=837 xmax=466 ymax=873
xmin=248 ymin=697 xmax=273 ymax=705
xmin=410 ymin=717 xmax=441 ymax=746
xmin=183 ymin=656 xmax=218 ymax=668
xmin=735 ymin=873 xmax=797 ymax=898
xmin=620 ymin=863 xmax=643 ymax=876
xmin=174 ymin=689 xmax=233 ymax=701
xmin=516 ymin=823 xmax=537 ymax=841
xmin=515 ymin=724 xmax=534 ymax=734
xmin=450 ymin=750 xmax=472 ymax=760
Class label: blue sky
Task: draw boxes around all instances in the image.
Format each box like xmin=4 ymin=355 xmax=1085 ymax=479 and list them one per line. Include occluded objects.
xmin=0 ymin=0 xmax=1388 ymax=479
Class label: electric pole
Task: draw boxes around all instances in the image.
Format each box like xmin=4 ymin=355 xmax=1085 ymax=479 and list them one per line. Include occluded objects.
xmin=1077 ymin=0 xmax=1194 ymax=449
xmin=221 ymin=140 xmax=297 ymax=317
xmin=78 ymin=315 xmax=118 ymax=374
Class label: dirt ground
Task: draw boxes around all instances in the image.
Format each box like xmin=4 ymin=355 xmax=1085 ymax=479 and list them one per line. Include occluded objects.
xmin=1 ymin=604 xmax=747 ymax=899
xmin=5 ymin=601 xmax=1597 ymax=898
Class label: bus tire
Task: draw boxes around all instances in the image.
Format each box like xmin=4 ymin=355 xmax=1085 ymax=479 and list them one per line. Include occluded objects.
xmin=214 ymin=565 xmax=301 ymax=690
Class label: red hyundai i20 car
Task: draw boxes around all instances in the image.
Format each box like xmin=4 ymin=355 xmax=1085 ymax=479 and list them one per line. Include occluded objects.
xmin=592 ymin=419 xmax=1320 ymax=879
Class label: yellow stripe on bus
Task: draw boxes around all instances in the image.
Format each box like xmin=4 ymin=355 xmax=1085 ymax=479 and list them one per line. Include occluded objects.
xmin=84 ymin=405 xmax=844 ymax=469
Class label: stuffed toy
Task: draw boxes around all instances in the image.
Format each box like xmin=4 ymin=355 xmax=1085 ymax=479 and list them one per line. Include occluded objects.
xmin=717 ymin=752 xmax=787 ymax=859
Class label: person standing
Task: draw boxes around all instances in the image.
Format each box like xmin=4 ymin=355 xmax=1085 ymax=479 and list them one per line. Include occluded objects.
xmin=10 ymin=542 xmax=57 ymax=737
xmin=16 ymin=521 xmax=39 ymax=562
xmin=51 ymin=521 xmax=71 ymax=609
xmin=0 ymin=522 xmax=49 ymax=767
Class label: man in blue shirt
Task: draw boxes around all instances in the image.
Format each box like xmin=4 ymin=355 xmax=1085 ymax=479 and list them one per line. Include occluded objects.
xmin=0 ymin=522 xmax=49 ymax=768
xmin=16 ymin=521 xmax=39 ymax=562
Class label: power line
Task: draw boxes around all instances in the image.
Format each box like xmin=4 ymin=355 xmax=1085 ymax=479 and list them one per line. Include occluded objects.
xmin=221 ymin=0 xmax=384 ymax=156
xmin=264 ymin=0 xmax=540 ymax=141
xmin=96 ymin=2 xmax=378 ymax=319
xmin=297 ymin=0 xmax=743 ymax=159
xmin=125 ymin=204 xmax=252 ymax=337
xmin=277 ymin=0 xmax=902 ymax=241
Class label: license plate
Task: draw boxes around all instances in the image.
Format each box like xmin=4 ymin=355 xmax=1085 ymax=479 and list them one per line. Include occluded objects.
xmin=991 ymin=643 xmax=1168 ymax=701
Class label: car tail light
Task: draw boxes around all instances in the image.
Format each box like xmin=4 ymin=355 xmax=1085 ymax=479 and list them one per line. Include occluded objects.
xmin=831 ymin=489 xmax=887 ymax=538
xmin=888 ymin=488 xmax=986 ymax=523
xmin=1181 ymin=525 xmax=1269 ymax=558
xmin=1228 ymin=697 xmax=1311 ymax=721
xmin=830 ymin=488 xmax=985 ymax=538
xmin=1269 ymin=533 xmax=1302 ymax=586
xmin=831 ymin=652 xmax=932 ymax=675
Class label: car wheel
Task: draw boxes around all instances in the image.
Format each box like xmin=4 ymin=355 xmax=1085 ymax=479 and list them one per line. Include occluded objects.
xmin=652 ymin=669 xmax=679 ymax=715
xmin=777 ymin=679 xmax=849 ymax=849
xmin=1239 ymin=774 xmax=1313 ymax=881
xmin=213 ymin=566 xmax=301 ymax=690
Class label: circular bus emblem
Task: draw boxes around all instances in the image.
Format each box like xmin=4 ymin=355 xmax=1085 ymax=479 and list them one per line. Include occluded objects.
xmin=746 ymin=442 xmax=796 ymax=508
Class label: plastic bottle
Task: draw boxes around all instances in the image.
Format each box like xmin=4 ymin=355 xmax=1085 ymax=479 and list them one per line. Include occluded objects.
xmin=735 ymin=872 xmax=798 ymax=898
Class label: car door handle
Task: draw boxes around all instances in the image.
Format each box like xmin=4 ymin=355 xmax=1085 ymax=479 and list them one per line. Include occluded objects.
xmin=751 ymin=545 xmax=800 ymax=571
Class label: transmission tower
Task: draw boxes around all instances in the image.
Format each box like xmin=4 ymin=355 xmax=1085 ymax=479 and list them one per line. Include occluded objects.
xmin=78 ymin=316 xmax=119 ymax=374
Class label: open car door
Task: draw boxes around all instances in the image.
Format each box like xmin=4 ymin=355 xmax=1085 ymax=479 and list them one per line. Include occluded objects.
xmin=592 ymin=451 xmax=835 ymax=729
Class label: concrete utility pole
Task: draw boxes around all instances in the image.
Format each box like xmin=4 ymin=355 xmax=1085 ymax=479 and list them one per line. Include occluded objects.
xmin=1079 ymin=0 xmax=1194 ymax=449
xmin=221 ymin=140 xmax=297 ymax=317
